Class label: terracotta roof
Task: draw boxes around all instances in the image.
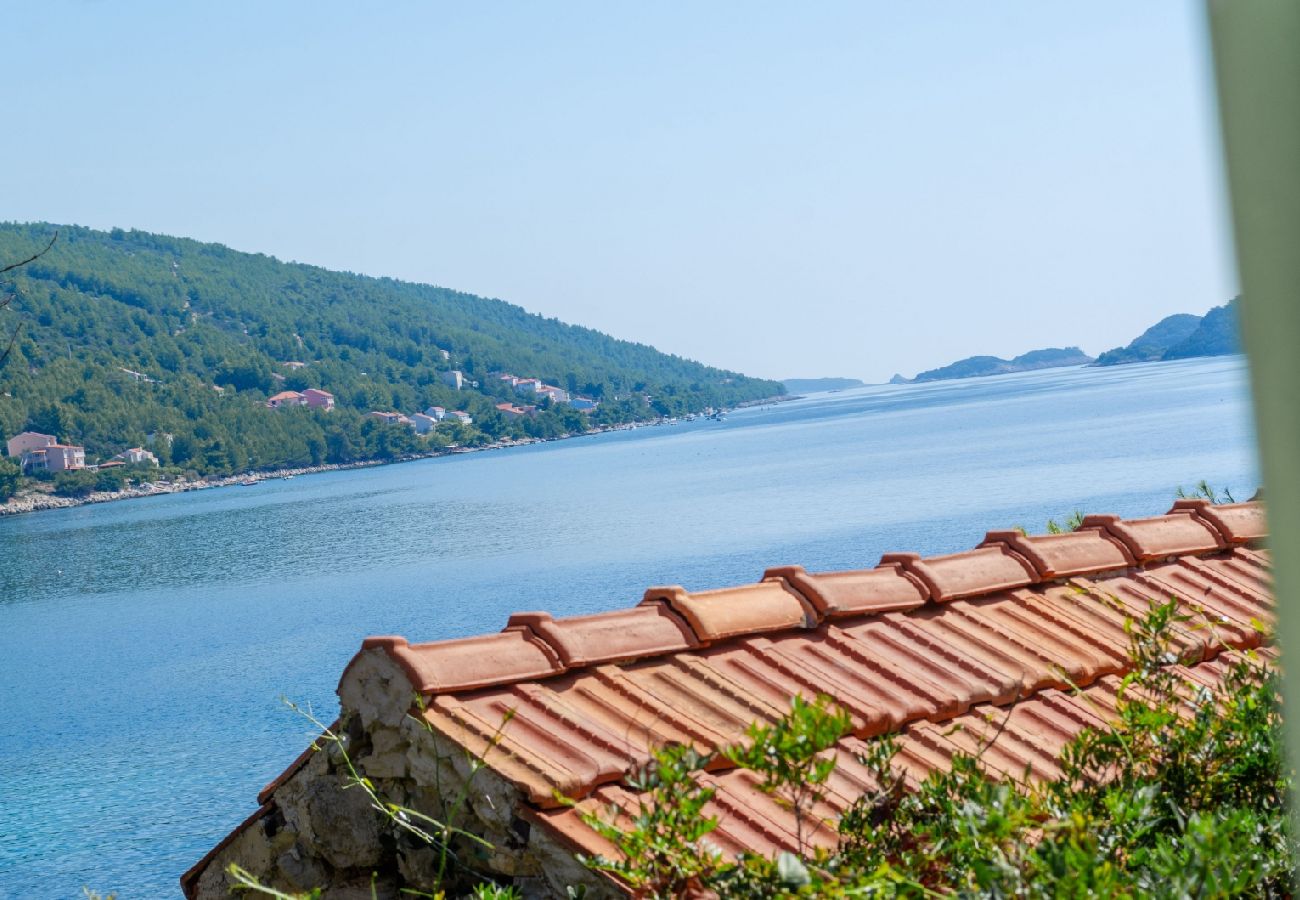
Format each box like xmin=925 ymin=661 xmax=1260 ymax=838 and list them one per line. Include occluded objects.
xmin=537 ymin=645 xmax=1278 ymax=860
xmin=189 ymin=498 xmax=1270 ymax=892
xmin=364 ymin=500 xmax=1267 ymax=801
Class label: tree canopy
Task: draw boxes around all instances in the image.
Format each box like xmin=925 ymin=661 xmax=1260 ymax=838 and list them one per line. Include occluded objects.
xmin=0 ymin=223 xmax=782 ymax=477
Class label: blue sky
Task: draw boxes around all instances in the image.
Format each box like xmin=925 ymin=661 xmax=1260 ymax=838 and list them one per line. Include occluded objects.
xmin=3 ymin=2 xmax=1235 ymax=381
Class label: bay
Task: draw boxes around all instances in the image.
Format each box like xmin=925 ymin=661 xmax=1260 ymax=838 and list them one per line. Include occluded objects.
xmin=0 ymin=356 xmax=1259 ymax=898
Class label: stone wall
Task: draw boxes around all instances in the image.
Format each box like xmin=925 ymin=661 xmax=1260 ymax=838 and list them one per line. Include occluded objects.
xmin=188 ymin=650 xmax=618 ymax=899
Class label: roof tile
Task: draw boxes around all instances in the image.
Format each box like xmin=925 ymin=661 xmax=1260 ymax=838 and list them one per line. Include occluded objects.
xmin=195 ymin=505 xmax=1277 ymax=895
xmin=880 ymin=545 xmax=1038 ymax=602
xmin=833 ymin=614 xmax=1024 ymax=719
xmin=1170 ymin=499 xmax=1268 ymax=546
xmin=763 ymin=563 xmax=928 ymax=617
xmin=505 ymin=604 xmax=697 ymax=668
xmin=981 ymin=529 xmax=1134 ymax=579
xmin=1081 ymin=511 xmax=1225 ymax=563
xmin=641 ymin=581 xmax=815 ymax=643
xmin=360 ymin=629 xmax=564 ymax=694
xmin=539 ymin=655 xmax=1262 ymax=863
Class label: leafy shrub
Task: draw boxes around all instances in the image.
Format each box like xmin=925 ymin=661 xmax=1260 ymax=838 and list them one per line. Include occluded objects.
xmin=583 ymin=601 xmax=1291 ymax=898
xmin=575 ymin=744 xmax=722 ymax=897
xmin=0 ymin=456 xmax=18 ymax=500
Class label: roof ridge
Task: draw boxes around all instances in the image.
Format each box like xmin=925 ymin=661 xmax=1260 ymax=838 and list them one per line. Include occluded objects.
xmin=340 ymin=501 xmax=1266 ymax=699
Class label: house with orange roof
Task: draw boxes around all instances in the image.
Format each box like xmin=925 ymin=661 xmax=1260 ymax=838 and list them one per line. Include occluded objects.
xmin=5 ymin=431 xmax=86 ymax=473
xmin=183 ymin=499 xmax=1271 ymax=899
xmin=495 ymin=402 xmax=535 ymax=419
xmin=266 ymin=390 xmax=307 ymax=409
xmin=446 ymin=410 xmax=473 ymax=425
xmin=40 ymin=444 xmax=86 ymax=472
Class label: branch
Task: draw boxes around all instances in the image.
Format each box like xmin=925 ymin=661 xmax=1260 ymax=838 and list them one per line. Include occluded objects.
xmin=0 ymin=231 xmax=56 ymax=366
xmin=0 ymin=321 xmax=22 ymax=367
xmin=0 ymin=230 xmax=58 ymax=276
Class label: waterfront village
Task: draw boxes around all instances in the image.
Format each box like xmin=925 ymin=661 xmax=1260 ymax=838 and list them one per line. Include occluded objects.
xmin=1 ymin=366 xmax=606 ymax=509
xmin=262 ymin=368 xmax=600 ymax=433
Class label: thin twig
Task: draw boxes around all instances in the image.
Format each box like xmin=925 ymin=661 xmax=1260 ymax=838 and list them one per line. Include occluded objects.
xmin=0 ymin=231 xmax=58 ymax=275
xmin=0 ymin=231 xmax=57 ymax=367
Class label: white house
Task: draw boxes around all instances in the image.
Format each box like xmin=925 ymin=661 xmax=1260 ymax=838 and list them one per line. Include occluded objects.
xmin=440 ymin=370 xmax=464 ymax=391
xmin=569 ymin=397 xmax=599 ymax=411
xmin=447 ymin=410 xmax=473 ymax=425
xmin=423 ymin=406 xmax=447 ymax=420
xmin=514 ymin=378 xmax=543 ymax=395
xmin=409 ymin=413 xmax=440 ymax=435
xmin=113 ymin=447 xmax=160 ymax=466
xmin=537 ymin=385 xmax=570 ymax=403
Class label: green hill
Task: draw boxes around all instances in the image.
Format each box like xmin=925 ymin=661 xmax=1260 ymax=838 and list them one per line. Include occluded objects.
xmin=1094 ymin=300 xmax=1240 ymax=367
xmin=1162 ymin=299 xmax=1241 ymax=359
xmin=0 ymin=223 xmax=780 ymax=477
xmin=1093 ymin=313 xmax=1202 ymax=366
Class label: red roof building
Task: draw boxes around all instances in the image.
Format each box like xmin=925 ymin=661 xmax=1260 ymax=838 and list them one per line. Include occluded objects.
xmin=302 ymin=389 xmax=335 ymax=411
xmin=183 ymin=499 xmax=1270 ymax=898
xmin=266 ymin=391 xmax=307 ymax=409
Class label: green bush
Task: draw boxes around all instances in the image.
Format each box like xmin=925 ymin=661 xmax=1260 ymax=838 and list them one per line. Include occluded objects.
xmin=0 ymin=456 xmax=18 ymax=500
xmin=585 ymin=601 xmax=1291 ymax=898
xmin=52 ymin=469 xmax=98 ymax=497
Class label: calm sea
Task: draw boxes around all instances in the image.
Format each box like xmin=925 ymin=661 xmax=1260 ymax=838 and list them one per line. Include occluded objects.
xmin=0 ymin=356 xmax=1260 ymax=898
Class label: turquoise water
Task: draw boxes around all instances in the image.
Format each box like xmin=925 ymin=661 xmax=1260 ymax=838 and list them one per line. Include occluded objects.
xmin=0 ymin=356 xmax=1259 ymax=898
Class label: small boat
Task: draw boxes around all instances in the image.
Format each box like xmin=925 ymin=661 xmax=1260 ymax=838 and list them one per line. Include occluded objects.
xmin=240 ymin=477 xmax=259 ymax=486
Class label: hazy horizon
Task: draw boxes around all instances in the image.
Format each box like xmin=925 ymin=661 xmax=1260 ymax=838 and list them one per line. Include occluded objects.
xmin=4 ymin=2 xmax=1236 ymax=382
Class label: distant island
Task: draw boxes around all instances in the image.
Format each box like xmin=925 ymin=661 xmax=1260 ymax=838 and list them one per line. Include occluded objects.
xmin=891 ymin=347 xmax=1094 ymax=385
xmin=781 ymin=377 xmax=866 ymax=393
xmin=1094 ymin=299 xmax=1240 ymax=366
xmin=888 ymin=299 xmax=1242 ymax=386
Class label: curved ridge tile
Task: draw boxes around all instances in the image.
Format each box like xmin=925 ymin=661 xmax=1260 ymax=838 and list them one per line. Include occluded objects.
xmin=642 ymin=581 xmax=816 ymax=642
xmin=981 ymin=529 xmax=1134 ymax=579
xmin=361 ymin=629 xmax=564 ymax=695
xmin=880 ymin=546 xmax=1038 ymax=603
xmin=764 ymin=563 xmax=929 ymax=617
xmin=1170 ymin=499 xmax=1268 ymax=546
xmin=1081 ymin=511 xmax=1224 ymax=563
xmin=506 ymin=603 xmax=697 ymax=668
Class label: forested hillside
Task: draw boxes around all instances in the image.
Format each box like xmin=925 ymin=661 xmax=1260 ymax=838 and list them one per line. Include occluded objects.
xmin=0 ymin=223 xmax=780 ymax=477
